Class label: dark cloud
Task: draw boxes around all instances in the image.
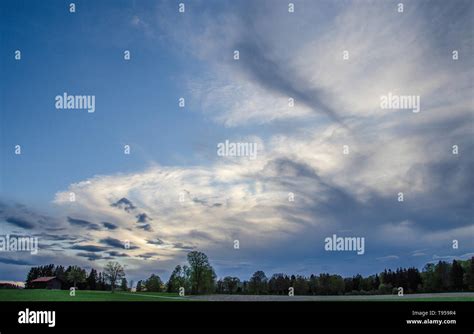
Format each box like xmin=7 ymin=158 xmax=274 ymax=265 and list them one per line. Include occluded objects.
xmin=173 ymin=243 xmax=195 ymax=251
xmin=67 ymin=217 xmax=101 ymax=230
xmin=33 ymin=233 xmax=80 ymax=243
xmin=100 ymin=237 xmax=139 ymax=250
xmin=39 ymin=243 xmax=66 ymax=251
xmin=188 ymin=230 xmax=215 ymax=241
xmin=137 ymin=252 xmax=159 ymax=260
xmin=259 ymin=157 xmax=360 ymax=218
xmin=192 ymin=197 xmax=207 ymax=205
xmin=5 ymin=217 xmax=35 ymax=229
xmin=147 ymin=238 xmax=164 ymax=245
xmin=100 ymin=237 xmax=125 ymax=248
xmin=111 ymin=197 xmax=136 ymax=212
xmin=192 ymin=197 xmax=222 ymax=208
xmin=76 ymin=252 xmax=103 ymax=261
xmin=261 ymin=158 xmax=319 ymax=179
xmin=233 ymin=29 xmax=343 ymax=125
xmin=44 ymin=227 xmax=66 ymax=232
xmin=137 ymin=224 xmax=153 ymax=232
xmin=0 ymin=257 xmax=33 ymax=266
xmin=102 ymin=222 xmax=118 ymax=230
xmin=0 ymin=201 xmax=61 ymax=230
xmin=70 ymin=244 xmax=108 ymax=252
xmin=136 ymin=213 xmax=151 ymax=223
xmin=107 ymin=251 xmax=129 ymax=258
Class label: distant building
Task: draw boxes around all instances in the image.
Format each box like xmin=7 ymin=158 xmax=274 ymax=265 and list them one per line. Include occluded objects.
xmin=0 ymin=282 xmax=22 ymax=289
xmin=30 ymin=276 xmax=62 ymax=290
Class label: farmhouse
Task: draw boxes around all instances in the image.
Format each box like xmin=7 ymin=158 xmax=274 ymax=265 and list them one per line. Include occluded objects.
xmin=30 ymin=276 xmax=62 ymax=290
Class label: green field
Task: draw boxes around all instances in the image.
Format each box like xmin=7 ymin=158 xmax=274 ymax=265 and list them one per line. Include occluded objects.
xmin=0 ymin=290 xmax=473 ymax=301
xmin=0 ymin=289 xmax=189 ymax=301
xmin=386 ymin=297 xmax=473 ymax=301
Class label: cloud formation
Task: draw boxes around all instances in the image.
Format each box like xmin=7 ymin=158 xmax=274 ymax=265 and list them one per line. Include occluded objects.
xmin=1 ymin=0 xmax=472 ymax=282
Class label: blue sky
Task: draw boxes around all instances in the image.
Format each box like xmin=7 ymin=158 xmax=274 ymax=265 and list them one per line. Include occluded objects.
xmin=1 ymin=0 xmax=224 ymax=204
xmin=0 ymin=0 xmax=473 ymax=284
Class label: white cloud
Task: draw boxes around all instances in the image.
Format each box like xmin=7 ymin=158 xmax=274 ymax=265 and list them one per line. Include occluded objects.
xmin=45 ymin=1 xmax=474 ymax=277
xmin=376 ymin=255 xmax=400 ymax=261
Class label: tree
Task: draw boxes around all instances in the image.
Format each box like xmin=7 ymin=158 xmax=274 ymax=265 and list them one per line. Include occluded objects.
xmin=104 ymin=262 xmax=125 ymax=293
xmin=120 ymin=277 xmax=128 ymax=291
xmin=40 ymin=264 xmax=55 ymax=277
xmin=97 ymin=272 xmax=106 ymax=290
xmin=242 ymin=280 xmax=249 ymax=294
xmin=421 ymin=263 xmax=436 ymax=292
xmin=25 ymin=265 xmax=56 ymax=289
xmin=352 ymin=274 xmax=362 ymax=291
xmin=464 ymin=257 xmax=474 ymax=290
xmin=136 ymin=280 xmax=143 ymax=292
xmin=293 ymin=275 xmax=309 ymax=295
xmin=329 ymin=275 xmax=345 ymax=295
xmin=54 ymin=265 xmax=66 ymax=288
xmin=167 ymin=265 xmax=191 ymax=293
xmin=86 ymin=269 xmax=98 ymax=290
xmin=373 ymin=274 xmax=380 ymax=291
xmin=406 ymin=268 xmax=422 ymax=293
xmin=25 ymin=267 xmax=40 ymax=289
xmin=249 ymin=271 xmax=268 ymax=295
xmin=222 ymin=276 xmax=240 ymax=294
xmin=378 ymin=283 xmax=393 ymax=294
xmin=360 ymin=276 xmax=373 ymax=292
xmin=450 ymin=260 xmax=464 ymax=291
xmin=144 ymin=274 xmax=163 ymax=292
xmin=314 ymin=274 xmax=344 ymax=295
xmin=435 ymin=261 xmax=451 ymax=291
xmin=67 ymin=266 xmax=86 ymax=289
xmin=269 ymin=273 xmax=290 ymax=295
xmin=187 ymin=251 xmax=216 ymax=294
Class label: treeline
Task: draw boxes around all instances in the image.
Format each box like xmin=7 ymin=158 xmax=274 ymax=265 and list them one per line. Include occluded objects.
xmin=24 ymin=253 xmax=474 ymax=295
xmin=24 ymin=251 xmax=216 ymax=295
xmin=25 ymin=264 xmax=113 ymax=291
xmin=211 ymin=258 xmax=474 ymax=295
xmin=164 ymin=256 xmax=474 ymax=295
xmin=0 ymin=282 xmax=21 ymax=289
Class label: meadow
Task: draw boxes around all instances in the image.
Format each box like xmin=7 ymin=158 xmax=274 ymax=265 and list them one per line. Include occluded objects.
xmin=0 ymin=290 xmax=473 ymax=302
xmin=0 ymin=289 xmax=188 ymax=301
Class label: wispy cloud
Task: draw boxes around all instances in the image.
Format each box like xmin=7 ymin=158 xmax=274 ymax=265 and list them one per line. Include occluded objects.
xmin=1 ymin=0 xmax=472 ymax=282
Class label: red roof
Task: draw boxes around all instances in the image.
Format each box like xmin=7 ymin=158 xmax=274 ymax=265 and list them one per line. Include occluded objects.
xmin=31 ymin=276 xmax=57 ymax=283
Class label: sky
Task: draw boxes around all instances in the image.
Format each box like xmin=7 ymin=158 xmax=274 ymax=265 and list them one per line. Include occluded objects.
xmin=0 ymin=0 xmax=473 ymax=284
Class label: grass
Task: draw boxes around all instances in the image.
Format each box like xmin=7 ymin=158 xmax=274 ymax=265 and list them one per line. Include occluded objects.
xmin=374 ymin=297 xmax=474 ymax=302
xmin=0 ymin=289 xmax=188 ymax=301
xmin=0 ymin=290 xmax=472 ymax=302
